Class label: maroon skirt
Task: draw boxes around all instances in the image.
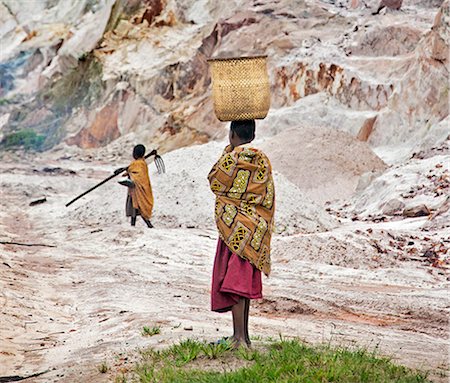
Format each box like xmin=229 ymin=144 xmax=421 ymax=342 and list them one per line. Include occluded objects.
xmin=211 ymin=239 xmax=262 ymax=312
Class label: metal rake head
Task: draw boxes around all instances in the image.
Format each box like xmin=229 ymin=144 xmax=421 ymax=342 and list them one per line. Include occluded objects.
xmin=154 ymin=154 xmax=166 ymax=174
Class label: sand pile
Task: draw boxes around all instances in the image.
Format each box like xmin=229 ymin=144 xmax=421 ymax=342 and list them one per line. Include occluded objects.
xmin=259 ymin=126 xmax=387 ymax=204
xmin=67 ymin=141 xmax=338 ymax=234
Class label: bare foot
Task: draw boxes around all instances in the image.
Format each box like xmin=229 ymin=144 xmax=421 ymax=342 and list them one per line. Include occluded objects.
xmin=229 ymin=336 xmax=247 ymax=348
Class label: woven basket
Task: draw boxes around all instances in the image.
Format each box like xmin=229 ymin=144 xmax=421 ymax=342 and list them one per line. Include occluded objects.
xmin=208 ymin=55 xmax=270 ymax=121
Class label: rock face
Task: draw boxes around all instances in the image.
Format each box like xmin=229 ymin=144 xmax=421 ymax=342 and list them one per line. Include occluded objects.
xmin=66 ymin=101 xmax=120 ymax=149
xmin=0 ymin=0 xmax=446 ymax=157
xmin=272 ymin=61 xmax=395 ymax=111
xmin=349 ymin=26 xmax=421 ymax=56
xmin=368 ymin=0 xmax=449 ymax=158
xmin=424 ymin=195 xmax=450 ymax=231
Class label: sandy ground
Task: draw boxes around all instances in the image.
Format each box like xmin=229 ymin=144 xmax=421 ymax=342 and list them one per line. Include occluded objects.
xmin=0 ymin=149 xmax=448 ymax=383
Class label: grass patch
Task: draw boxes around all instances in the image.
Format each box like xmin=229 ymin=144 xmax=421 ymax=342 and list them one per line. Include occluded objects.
xmin=199 ymin=341 xmax=231 ymax=360
xmin=114 ymin=374 xmax=127 ymax=383
xmin=142 ymin=326 xmax=161 ymax=337
xmin=1 ymin=129 xmax=45 ymax=151
xmin=97 ymin=361 xmax=109 ymax=373
xmin=169 ymin=339 xmax=203 ymax=366
xmin=117 ymin=338 xmax=431 ymax=383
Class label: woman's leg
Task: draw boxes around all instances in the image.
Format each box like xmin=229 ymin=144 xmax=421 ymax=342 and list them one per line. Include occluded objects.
xmin=142 ymin=217 xmax=153 ymax=228
xmin=231 ymin=298 xmax=246 ymax=346
xmin=244 ymin=298 xmax=251 ymax=346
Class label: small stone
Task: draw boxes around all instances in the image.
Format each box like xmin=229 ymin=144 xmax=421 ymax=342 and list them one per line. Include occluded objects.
xmin=423 ymin=248 xmax=437 ymax=258
xmin=380 ymin=0 xmax=403 ymax=10
xmin=402 ymin=205 xmax=431 ymax=218
xmin=183 ymin=326 xmax=193 ymax=331
xmin=381 ymin=198 xmax=405 ymax=216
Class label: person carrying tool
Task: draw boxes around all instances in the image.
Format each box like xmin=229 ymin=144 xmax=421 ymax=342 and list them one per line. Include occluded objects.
xmin=65 ymin=145 xmax=166 ymax=225
xmin=117 ymin=144 xmax=155 ymax=228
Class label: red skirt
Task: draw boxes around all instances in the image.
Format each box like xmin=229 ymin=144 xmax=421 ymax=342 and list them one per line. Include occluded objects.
xmin=211 ymin=239 xmax=262 ymax=312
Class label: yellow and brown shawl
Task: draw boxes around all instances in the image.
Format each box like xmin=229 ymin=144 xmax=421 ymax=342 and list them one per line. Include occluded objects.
xmin=127 ymin=158 xmax=154 ymax=219
xmin=208 ymin=144 xmax=275 ymax=276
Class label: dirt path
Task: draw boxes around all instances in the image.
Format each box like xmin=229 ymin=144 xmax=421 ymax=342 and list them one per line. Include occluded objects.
xmin=0 ymin=159 xmax=448 ymax=382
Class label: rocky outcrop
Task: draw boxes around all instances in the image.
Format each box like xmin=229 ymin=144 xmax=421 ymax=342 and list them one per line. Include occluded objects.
xmin=66 ymin=100 xmax=120 ymax=149
xmin=40 ymin=0 xmax=116 ymax=83
xmin=273 ymin=62 xmax=394 ymax=111
xmin=404 ymin=0 xmax=444 ymax=7
xmin=348 ymin=25 xmax=422 ymax=56
xmin=0 ymin=0 xmax=447 ymax=162
xmin=368 ymin=0 xmax=449 ymax=157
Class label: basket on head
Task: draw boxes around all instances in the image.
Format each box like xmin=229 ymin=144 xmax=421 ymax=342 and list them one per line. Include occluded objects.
xmin=207 ymin=55 xmax=270 ymax=122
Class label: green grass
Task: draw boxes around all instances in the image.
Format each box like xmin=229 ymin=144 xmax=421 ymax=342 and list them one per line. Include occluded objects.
xmin=170 ymin=339 xmax=203 ymax=365
xmin=199 ymin=341 xmax=232 ymax=360
xmin=142 ymin=326 xmax=161 ymax=337
xmin=116 ymin=338 xmax=432 ymax=383
xmin=114 ymin=374 xmax=127 ymax=383
xmin=1 ymin=129 xmax=45 ymax=151
xmin=97 ymin=361 xmax=109 ymax=373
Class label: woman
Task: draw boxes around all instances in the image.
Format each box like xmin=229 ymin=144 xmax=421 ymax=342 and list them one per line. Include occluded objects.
xmin=208 ymin=119 xmax=275 ymax=347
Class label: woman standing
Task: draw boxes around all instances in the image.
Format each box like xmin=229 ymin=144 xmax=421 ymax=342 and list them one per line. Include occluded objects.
xmin=208 ymin=119 xmax=275 ymax=347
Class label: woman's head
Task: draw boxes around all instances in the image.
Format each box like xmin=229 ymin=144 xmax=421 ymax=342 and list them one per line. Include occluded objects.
xmin=229 ymin=119 xmax=255 ymax=147
xmin=133 ymin=144 xmax=146 ymax=159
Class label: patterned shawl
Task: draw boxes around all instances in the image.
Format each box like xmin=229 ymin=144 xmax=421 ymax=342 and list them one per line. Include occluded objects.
xmin=127 ymin=158 xmax=154 ymax=219
xmin=208 ymin=144 xmax=275 ymax=276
